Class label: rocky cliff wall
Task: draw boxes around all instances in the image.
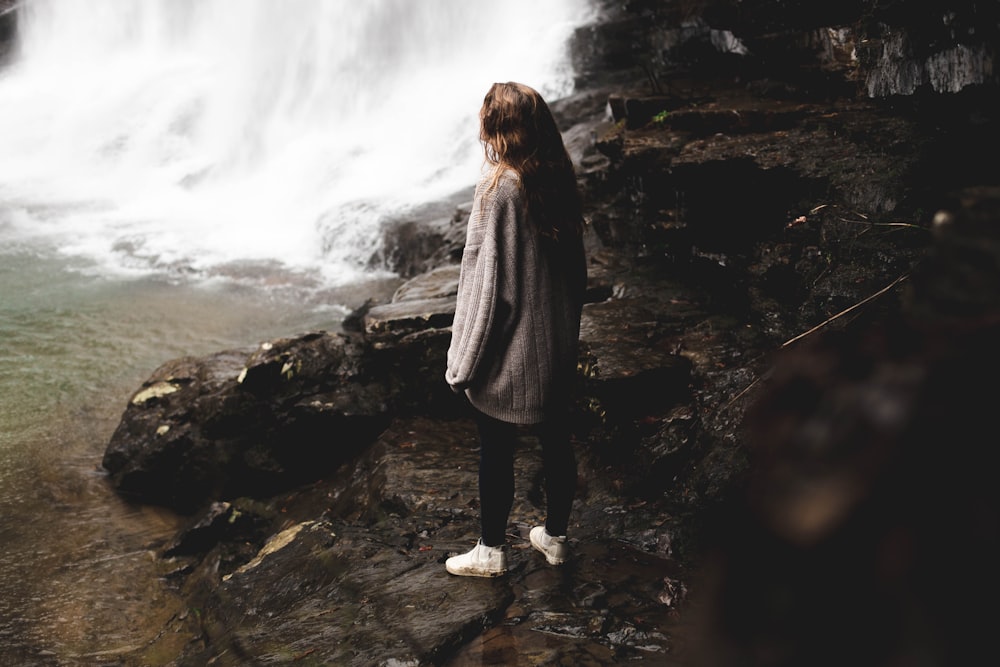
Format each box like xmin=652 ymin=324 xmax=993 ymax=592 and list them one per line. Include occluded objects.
xmin=574 ymin=0 xmax=998 ymax=99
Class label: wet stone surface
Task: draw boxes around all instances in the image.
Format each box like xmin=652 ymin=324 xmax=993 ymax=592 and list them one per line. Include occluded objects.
xmin=447 ymin=541 xmax=697 ymax=666
xmin=169 ymin=415 xmax=694 ymax=666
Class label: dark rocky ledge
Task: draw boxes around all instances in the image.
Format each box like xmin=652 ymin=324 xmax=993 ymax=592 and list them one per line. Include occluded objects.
xmin=98 ymin=2 xmax=999 ymax=664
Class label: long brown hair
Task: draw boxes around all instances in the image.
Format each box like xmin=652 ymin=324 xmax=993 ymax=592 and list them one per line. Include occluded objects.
xmin=479 ymin=82 xmax=583 ymax=241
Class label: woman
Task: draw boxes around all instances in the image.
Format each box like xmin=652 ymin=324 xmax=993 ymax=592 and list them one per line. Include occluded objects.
xmin=445 ymin=82 xmax=587 ymax=577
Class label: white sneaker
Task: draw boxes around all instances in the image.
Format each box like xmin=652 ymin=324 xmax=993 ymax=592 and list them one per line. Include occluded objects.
xmin=445 ymin=539 xmax=508 ymax=577
xmin=530 ymin=526 xmax=568 ymax=565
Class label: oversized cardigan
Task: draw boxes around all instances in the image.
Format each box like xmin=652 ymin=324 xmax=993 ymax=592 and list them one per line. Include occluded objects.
xmin=445 ymin=169 xmax=586 ymax=424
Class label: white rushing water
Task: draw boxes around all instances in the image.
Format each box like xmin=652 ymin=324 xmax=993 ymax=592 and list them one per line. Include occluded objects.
xmin=0 ymin=0 xmax=593 ymax=287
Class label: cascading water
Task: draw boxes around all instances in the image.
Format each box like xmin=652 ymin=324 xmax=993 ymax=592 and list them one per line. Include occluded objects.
xmin=0 ymin=0 xmax=592 ymax=286
xmin=0 ymin=2 xmax=595 ymax=661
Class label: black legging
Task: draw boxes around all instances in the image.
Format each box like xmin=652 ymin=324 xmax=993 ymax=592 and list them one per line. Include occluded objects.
xmin=475 ymin=410 xmax=577 ymax=547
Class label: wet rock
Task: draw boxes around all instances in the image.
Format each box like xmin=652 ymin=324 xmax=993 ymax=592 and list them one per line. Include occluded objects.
xmin=200 ymin=415 xmax=688 ymax=664
xmin=573 ymin=259 xmax=749 ymax=517
xmin=317 ymin=416 xmax=484 ymax=525
xmin=362 ymin=265 xmax=460 ymax=350
xmin=858 ymin=10 xmax=999 ymax=96
xmin=447 ymin=540 xmax=688 ymax=664
xmin=391 ymin=264 xmax=460 ymax=303
xmin=363 ymin=297 xmax=456 ymax=348
xmin=102 ymin=332 xmax=392 ymax=513
xmin=580 ymin=297 xmax=694 ymax=422
xmin=362 ymin=319 xmax=459 ymax=418
xmin=355 ymin=266 xmax=468 ymax=416
xmin=101 ymin=349 xmax=255 ymax=512
xmin=369 ymin=197 xmax=471 ymax=279
xmin=163 ymin=499 xmax=276 ymax=558
xmin=182 ymin=506 xmax=514 ymax=665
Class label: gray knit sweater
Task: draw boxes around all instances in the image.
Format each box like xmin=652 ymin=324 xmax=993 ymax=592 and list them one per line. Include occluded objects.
xmin=445 ymin=169 xmax=586 ymax=424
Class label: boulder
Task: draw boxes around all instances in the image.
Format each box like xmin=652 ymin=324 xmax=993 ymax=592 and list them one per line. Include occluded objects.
xmin=102 ymin=332 xmax=392 ymax=513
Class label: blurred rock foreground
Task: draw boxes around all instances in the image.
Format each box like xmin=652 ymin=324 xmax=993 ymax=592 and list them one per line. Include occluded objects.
xmin=93 ymin=2 xmax=999 ymax=665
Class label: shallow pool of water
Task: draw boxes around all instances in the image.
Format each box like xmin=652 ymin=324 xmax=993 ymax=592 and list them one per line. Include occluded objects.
xmin=0 ymin=242 xmax=397 ymax=663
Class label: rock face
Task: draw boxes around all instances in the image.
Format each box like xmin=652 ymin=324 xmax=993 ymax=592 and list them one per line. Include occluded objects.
xmin=94 ymin=1 xmax=999 ymax=664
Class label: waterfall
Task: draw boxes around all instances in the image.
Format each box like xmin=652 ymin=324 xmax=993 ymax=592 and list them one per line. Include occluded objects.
xmin=0 ymin=0 xmax=592 ymax=286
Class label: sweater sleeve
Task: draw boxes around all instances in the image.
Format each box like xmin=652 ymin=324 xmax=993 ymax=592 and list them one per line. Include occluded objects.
xmin=444 ymin=182 xmax=509 ymax=389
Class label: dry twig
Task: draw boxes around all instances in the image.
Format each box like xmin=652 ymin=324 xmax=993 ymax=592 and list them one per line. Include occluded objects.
xmin=722 ymin=272 xmax=910 ymax=411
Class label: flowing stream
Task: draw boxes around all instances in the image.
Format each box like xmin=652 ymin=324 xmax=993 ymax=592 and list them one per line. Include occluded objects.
xmin=0 ymin=1 xmax=594 ymax=662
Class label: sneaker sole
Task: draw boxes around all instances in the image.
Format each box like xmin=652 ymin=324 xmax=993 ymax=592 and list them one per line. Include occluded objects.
xmin=445 ymin=564 xmax=508 ymax=577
